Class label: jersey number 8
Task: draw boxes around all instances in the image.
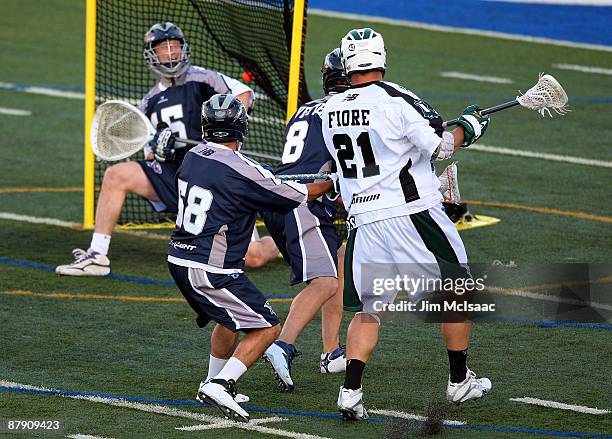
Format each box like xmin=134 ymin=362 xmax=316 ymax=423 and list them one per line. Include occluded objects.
xmin=282 ymin=120 xmax=309 ymax=164
xmin=176 ymin=179 xmax=213 ymax=235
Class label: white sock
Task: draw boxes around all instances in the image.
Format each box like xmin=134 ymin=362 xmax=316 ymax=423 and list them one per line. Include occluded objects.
xmin=90 ymin=233 xmax=111 ymax=256
xmin=206 ymin=355 xmax=228 ymax=381
xmin=214 ymin=357 xmax=247 ymax=382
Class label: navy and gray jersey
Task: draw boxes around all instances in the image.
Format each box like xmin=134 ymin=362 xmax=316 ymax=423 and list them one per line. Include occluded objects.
xmin=140 ymin=65 xmax=253 ymax=162
xmin=276 ymin=95 xmax=336 ymax=211
xmin=168 ymin=143 xmax=308 ymax=272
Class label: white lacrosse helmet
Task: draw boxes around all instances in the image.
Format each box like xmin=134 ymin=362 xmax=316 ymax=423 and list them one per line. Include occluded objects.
xmin=340 ymin=27 xmax=386 ymax=75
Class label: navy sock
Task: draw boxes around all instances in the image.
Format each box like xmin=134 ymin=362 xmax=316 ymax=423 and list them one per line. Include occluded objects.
xmin=344 ymin=359 xmax=365 ymax=390
xmin=448 ymin=349 xmax=468 ymax=383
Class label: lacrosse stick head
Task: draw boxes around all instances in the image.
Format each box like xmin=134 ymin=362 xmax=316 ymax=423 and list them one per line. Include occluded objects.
xmin=90 ymin=100 xmax=156 ymax=161
xmin=437 ymin=162 xmax=460 ymax=203
xmin=516 ymin=73 xmax=569 ymax=117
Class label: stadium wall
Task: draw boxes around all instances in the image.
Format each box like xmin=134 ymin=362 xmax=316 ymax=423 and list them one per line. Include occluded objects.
xmin=308 ymin=0 xmax=612 ymax=47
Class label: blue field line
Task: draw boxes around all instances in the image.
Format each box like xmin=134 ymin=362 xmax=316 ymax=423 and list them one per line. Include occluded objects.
xmin=0 ymin=257 xmax=294 ymax=299
xmin=1 ymin=385 xmax=610 ymax=438
xmin=1 ymin=81 xmax=611 ymax=105
xmin=309 ymin=0 xmax=612 ymax=47
xmin=2 ymin=256 xmax=609 ymax=325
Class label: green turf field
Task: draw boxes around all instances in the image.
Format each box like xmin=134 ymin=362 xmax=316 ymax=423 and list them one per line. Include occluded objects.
xmin=1 ymin=1 xmax=611 ymax=438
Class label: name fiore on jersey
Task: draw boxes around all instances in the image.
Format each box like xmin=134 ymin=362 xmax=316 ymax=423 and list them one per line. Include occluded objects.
xmin=168 ymin=143 xmax=308 ymax=273
xmin=321 ymin=81 xmax=445 ymax=225
xmin=140 ymin=65 xmax=252 ymax=161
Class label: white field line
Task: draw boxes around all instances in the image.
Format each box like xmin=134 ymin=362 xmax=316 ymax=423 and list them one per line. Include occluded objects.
xmin=369 ymin=409 xmax=466 ymax=425
xmin=487 ymin=286 xmax=612 ymax=312
xmin=0 ymin=380 xmax=331 ymax=439
xmin=177 ymin=416 xmax=285 ymax=430
xmin=440 ymin=72 xmax=514 ymax=84
xmin=0 ymin=107 xmax=32 ymax=116
xmin=553 ymin=63 xmax=612 ymax=75
xmin=0 ymin=82 xmax=85 ymax=99
xmin=308 ymin=9 xmax=612 ymax=53
xmin=467 ymin=144 xmax=612 ymax=169
xmin=67 ymin=435 xmax=115 ymax=439
xmin=510 ymin=397 xmax=611 ymax=414
xmin=0 ymin=212 xmax=79 ymax=228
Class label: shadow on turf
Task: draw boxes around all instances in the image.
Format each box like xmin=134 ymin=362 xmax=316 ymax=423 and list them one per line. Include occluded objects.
xmin=384 ymin=403 xmax=450 ymax=438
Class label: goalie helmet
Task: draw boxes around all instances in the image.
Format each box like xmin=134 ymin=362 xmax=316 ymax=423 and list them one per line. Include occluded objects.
xmin=201 ymin=94 xmax=249 ymax=148
xmin=143 ymin=22 xmax=191 ymax=78
xmin=340 ymin=27 xmax=386 ymax=75
xmin=322 ymin=48 xmax=350 ymax=94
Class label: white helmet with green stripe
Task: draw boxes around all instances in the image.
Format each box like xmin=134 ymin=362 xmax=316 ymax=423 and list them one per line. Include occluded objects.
xmin=340 ymin=27 xmax=386 ymax=75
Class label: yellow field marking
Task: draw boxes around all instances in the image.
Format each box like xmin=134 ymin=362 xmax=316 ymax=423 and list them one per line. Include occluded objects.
xmin=464 ymin=199 xmax=612 ymax=224
xmin=0 ymin=187 xmax=83 ymax=194
xmin=0 ymin=290 xmax=293 ymax=303
xmin=113 ymin=228 xmax=169 ymax=240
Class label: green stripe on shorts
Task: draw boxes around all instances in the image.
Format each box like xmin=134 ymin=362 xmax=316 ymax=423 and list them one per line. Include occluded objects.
xmin=410 ymin=209 xmax=467 ymax=280
xmin=343 ymin=227 xmax=362 ymax=312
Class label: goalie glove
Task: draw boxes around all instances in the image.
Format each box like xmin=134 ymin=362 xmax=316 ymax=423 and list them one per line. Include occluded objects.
xmin=150 ymin=123 xmax=176 ymax=163
xmin=456 ymin=104 xmax=490 ymax=147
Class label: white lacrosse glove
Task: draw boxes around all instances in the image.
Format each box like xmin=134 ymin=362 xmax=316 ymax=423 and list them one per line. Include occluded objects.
xmin=325 ymin=172 xmax=341 ymax=201
xmin=150 ymin=124 xmax=176 ymax=162
xmin=434 ymin=131 xmax=455 ymax=161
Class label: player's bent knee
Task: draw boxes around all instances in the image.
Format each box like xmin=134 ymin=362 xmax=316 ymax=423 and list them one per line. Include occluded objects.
xmin=309 ymin=276 xmax=338 ymax=300
xmin=102 ymin=162 xmax=141 ymax=190
xmin=244 ymin=244 xmax=265 ymax=269
xmin=355 ymin=311 xmax=381 ymax=325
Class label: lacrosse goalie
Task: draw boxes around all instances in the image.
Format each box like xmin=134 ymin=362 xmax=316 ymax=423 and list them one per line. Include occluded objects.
xmin=56 ymin=22 xmax=276 ymax=276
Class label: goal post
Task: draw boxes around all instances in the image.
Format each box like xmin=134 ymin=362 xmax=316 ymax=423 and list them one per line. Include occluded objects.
xmin=82 ymin=0 xmax=311 ymax=229
xmin=83 ymin=0 xmax=97 ymax=230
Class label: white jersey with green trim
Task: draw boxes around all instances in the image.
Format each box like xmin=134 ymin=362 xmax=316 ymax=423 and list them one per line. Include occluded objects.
xmin=321 ymin=80 xmax=445 ymax=227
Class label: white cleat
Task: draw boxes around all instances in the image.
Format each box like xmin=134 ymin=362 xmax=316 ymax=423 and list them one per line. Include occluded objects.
xmin=320 ymin=346 xmax=346 ymax=374
xmin=262 ymin=341 xmax=296 ymax=392
xmin=196 ymin=380 xmax=250 ymax=404
xmin=337 ymin=386 xmax=368 ymax=420
xmin=446 ymin=369 xmax=492 ymax=404
xmin=55 ymin=249 xmax=110 ymax=277
xmin=196 ymin=379 xmax=250 ymax=422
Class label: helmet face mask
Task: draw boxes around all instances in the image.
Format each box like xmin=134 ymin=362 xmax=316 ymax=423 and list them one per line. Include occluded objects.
xmin=321 ymin=48 xmax=350 ymax=94
xmin=143 ymin=22 xmax=191 ymax=78
xmin=201 ymin=94 xmax=249 ymax=149
xmin=340 ymin=27 xmax=386 ymax=76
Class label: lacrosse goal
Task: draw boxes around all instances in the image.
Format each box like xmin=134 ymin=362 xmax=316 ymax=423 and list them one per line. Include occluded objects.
xmin=83 ymin=0 xmax=311 ymax=228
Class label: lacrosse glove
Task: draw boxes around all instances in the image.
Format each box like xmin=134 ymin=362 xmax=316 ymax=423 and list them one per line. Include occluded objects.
xmin=150 ymin=123 xmax=176 ymax=162
xmin=456 ymin=105 xmax=490 ymax=147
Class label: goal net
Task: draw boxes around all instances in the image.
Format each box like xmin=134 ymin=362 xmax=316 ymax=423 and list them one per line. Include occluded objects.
xmin=85 ymin=0 xmax=311 ymax=227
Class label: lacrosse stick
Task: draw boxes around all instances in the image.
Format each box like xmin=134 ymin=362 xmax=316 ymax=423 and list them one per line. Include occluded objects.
xmin=91 ymin=100 xmax=200 ymax=161
xmin=277 ymin=172 xmax=330 ymax=181
xmin=443 ymin=73 xmax=568 ymax=127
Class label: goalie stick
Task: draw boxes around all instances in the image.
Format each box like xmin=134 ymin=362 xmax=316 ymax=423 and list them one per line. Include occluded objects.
xmin=90 ymin=100 xmax=201 ymax=161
